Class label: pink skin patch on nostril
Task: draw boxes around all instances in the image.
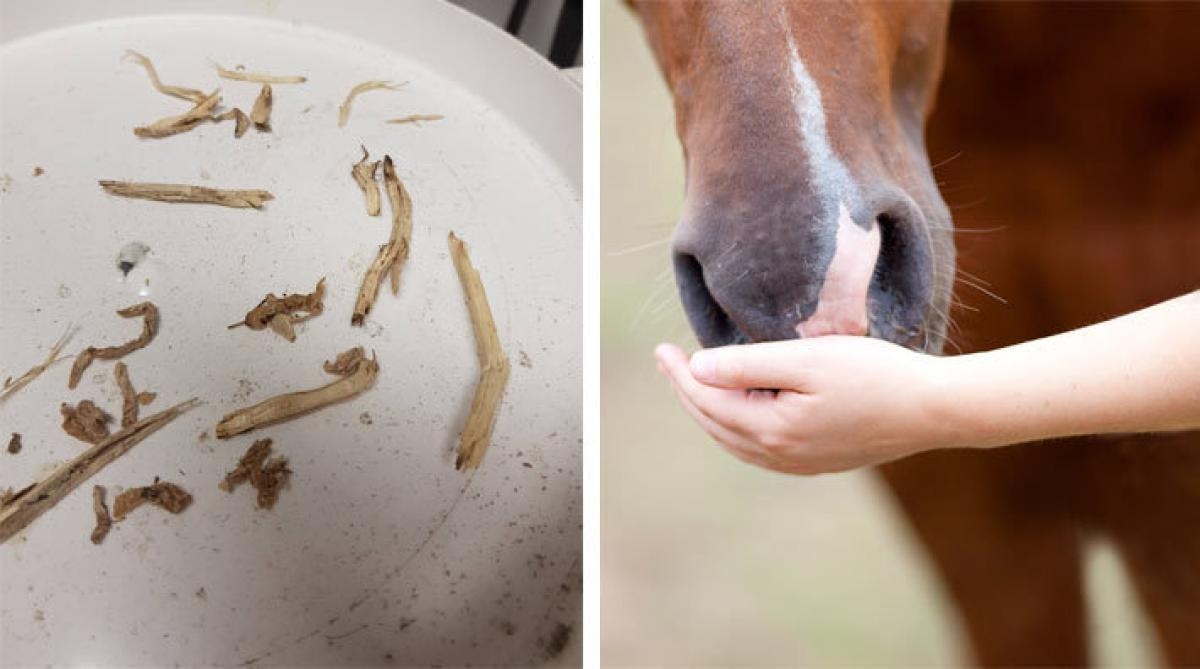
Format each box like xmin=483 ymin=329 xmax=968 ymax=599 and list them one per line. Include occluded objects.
xmin=797 ymin=203 xmax=880 ymax=338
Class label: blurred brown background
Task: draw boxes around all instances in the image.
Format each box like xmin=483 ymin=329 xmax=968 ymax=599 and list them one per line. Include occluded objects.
xmin=599 ymin=1 xmax=1154 ymax=665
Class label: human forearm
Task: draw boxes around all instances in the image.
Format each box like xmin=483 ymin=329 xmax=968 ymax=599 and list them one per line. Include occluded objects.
xmin=935 ymin=291 xmax=1200 ymax=449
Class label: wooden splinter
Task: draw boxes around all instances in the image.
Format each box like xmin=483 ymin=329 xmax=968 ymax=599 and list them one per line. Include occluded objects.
xmin=0 ymin=398 xmax=200 ymax=543
xmin=99 ymin=181 xmax=274 ymax=209
xmin=351 ymin=147 xmax=382 ymax=217
xmin=215 ymin=347 xmax=378 ymax=439
xmin=351 ymin=156 xmax=412 ymax=325
xmin=448 ymin=232 xmax=510 ymax=470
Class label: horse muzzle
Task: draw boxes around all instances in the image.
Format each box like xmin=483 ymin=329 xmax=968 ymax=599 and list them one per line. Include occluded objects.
xmin=672 ymin=191 xmax=937 ymax=350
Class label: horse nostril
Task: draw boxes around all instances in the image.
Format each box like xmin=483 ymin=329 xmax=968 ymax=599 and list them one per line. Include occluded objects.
xmin=870 ymin=203 xmax=933 ymax=344
xmin=673 ymin=251 xmax=742 ymax=347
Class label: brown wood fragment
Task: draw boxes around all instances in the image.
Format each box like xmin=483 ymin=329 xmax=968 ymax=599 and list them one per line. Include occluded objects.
xmin=90 ymin=485 xmax=112 ymax=544
xmin=133 ymin=90 xmax=221 ymax=138
xmin=215 ymin=64 xmax=306 ymax=84
xmin=99 ymin=181 xmax=274 ymax=209
xmin=215 ymin=108 xmax=250 ymax=137
xmin=219 ymin=438 xmax=292 ymax=509
xmin=228 ymin=278 xmax=325 ymax=342
xmin=61 ymin=400 xmax=113 ymax=445
xmin=124 ymin=50 xmax=207 ymax=104
xmin=7 ymin=433 xmax=21 ymax=455
xmin=112 ymin=479 xmax=192 ymax=520
xmin=0 ymin=397 xmax=200 ymax=543
xmin=338 ymin=80 xmax=404 ymax=127
xmin=351 ymin=147 xmax=382 ymax=216
xmin=215 ymin=347 xmax=378 ymax=439
xmin=1 ymin=325 xmax=75 ymax=404
xmin=68 ymin=302 xmax=159 ymax=389
xmin=251 ymin=83 xmax=273 ymax=131
xmin=114 ymin=362 xmax=152 ymax=427
xmin=448 ymin=232 xmax=511 ymax=470
xmin=386 ymin=114 xmax=444 ymax=126
xmin=352 ymin=156 xmax=412 ymax=325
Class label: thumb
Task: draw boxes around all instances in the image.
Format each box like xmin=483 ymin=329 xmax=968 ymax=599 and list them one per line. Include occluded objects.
xmin=689 ymin=340 xmax=811 ymax=390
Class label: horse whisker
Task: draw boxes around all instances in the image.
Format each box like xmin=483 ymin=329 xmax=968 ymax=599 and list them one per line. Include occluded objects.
xmin=930 ymin=150 xmax=964 ymax=170
xmin=955 ymin=276 xmax=1008 ymax=304
xmin=607 ymin=236 xmax=673 ymax=257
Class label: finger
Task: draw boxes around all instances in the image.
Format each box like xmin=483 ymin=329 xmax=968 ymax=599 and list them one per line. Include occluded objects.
xmin=658 ymin=344 xmax=780 ymax=435
xmin=688 ymin=340 xmax=819 ymax=390
xmin=665 ymin=377 xmax=782 ymax=471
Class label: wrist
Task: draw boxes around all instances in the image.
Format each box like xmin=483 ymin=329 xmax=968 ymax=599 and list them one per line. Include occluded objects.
xmin=921 ymin=353 xmax=1002 ymax=450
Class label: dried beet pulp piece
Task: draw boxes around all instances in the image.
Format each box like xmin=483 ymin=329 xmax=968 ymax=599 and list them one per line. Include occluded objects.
xmin=114 ymin=362 xmax=154 ymax=427
xmin=99 ymin=181 xmax=274 ymax=209
xmin=351 ymin=147 xmax=382 ymax=217
xmin=90 ymin=485 xmax=112 ymax=545
xmin=68 ymin=302 xmax=159 ymax=389
xmin=0 ymin=398 xmax=200 ymax=543
xmin=338 ymin=80 xmax=404 ymax=127
xmin=448 ymin=232 xmax=511 ymax=470
xmin=352 ymin=156 xmax=412 ymax=326
xmin=220 ymin=438 xmax=292 ymax=510
xmin=61 ymin=400 xmax=113 ymax=445
xmin=112 ymin=479 xmax=192 ymax=520
xmin=228 ymin=278 xmax=326 ymax=343
xmin=215 ymin=347 xmax=378 ymax=439
xmin=0 ymin=325 xmax=75 ymax=404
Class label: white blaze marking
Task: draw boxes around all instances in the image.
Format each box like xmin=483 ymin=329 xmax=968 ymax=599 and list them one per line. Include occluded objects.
xmin=782 ymin=23 xmax=861 ymax=209
xmin=797 ymin=203 xmax=880 ymax=338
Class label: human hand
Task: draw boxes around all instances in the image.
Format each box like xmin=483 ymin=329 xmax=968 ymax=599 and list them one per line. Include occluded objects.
xmin=654 ymin=337 xmax=959 ymax=475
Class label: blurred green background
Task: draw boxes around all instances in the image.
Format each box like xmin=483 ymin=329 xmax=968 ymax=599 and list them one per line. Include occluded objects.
xmin=598 ymin=1 xmax=1155 ymax=666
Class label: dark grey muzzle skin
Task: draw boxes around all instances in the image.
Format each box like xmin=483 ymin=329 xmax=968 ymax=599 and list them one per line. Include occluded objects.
xmin=671 ymin=165 xmax=950 ymax=351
